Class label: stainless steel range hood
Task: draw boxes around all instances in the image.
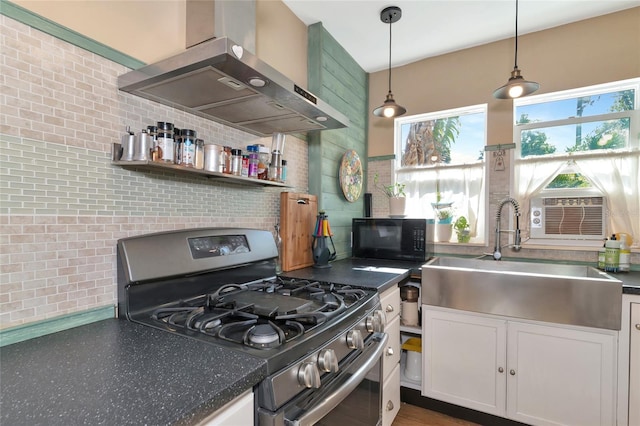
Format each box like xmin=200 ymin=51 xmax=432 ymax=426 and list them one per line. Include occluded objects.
xmin=117 ymin=20 xmax=349 ymax=136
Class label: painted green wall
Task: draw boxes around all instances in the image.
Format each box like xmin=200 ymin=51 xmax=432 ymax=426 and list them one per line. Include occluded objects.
xmin=307 ymin=23 xmax=369 ymax=259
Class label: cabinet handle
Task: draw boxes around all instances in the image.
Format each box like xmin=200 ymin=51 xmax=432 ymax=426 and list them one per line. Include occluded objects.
xmin=386 ymin=347 xmax=394 ymax=356
xmin=386 ymin=400 xmax=394 ymax=411
xmin=498 ymin=367 xmax=504 ymax=373
xmin=510 ymin=369 xmax=516 ymax=376
xmin=635 ymin=324 xmax=640 ymax=331
xmin=386 ymin=304 xmax=394 ymax=313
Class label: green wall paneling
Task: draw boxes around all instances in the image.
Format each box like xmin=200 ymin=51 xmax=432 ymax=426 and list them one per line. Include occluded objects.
xmin=307 ymin=23 xmax=368 ymax=260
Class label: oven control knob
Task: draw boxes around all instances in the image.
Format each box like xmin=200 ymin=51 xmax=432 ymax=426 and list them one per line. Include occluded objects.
xmin=298 ymin=362 xmax=321 ymax=389
xmin=366 ymin=310 xmax=386 ymax=333
xmin=346 ymin=329 xmax=364 ymax=350
xmin=317 ymin=348 xmax=339 ymax=373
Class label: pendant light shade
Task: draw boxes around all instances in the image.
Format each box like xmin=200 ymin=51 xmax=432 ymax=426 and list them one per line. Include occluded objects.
xmin=493 ymin=0 xmax=539 ymax=99
xmin=373 ymin=6 xmax=406 ymax=118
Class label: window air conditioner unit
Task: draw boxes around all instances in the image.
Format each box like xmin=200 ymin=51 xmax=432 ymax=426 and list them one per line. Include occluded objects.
xmin=530 ymin=196 xmax=606 ymax=240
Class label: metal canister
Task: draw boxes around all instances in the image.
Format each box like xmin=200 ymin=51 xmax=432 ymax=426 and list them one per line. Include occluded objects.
xmin=204 ymin=144 xmax=223 ymax=172
xmin=133 ymin=129 xmax=152 ymax=161
xmin=120 ymin=131 xmax=135 ymax=161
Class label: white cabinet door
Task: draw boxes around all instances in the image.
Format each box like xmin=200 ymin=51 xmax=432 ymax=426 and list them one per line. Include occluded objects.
xmin=630 ymin=303 xmax=640 ymax=426
xmin=507 ymin=322 xmax=617 ymax=426
xmin=382 ymin=363 xmax=401 ymax=426
xmin=383 ymin=314 xmax=401 ymax=377
xmin=380 ymin=285 xmax=400 ymax=426
xmin=422 ymin=309 xmax=507 ymax=416
xmin=200 ymin=390 xmax=253 ymax=426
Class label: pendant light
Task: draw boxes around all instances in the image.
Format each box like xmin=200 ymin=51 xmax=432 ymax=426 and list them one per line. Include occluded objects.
xmin=493 ymin=0 xmax=539 ymax=99
xmin=373 ymin=6 xmax=406 ymax=118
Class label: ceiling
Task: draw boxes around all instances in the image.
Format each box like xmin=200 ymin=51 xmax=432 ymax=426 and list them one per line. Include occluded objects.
xmin=281 ymin=0 xmax=639 ymax=73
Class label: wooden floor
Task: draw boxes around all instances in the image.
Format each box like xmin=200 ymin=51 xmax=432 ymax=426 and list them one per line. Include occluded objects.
xmin=392 ymin=402 xmax=480 ymax=426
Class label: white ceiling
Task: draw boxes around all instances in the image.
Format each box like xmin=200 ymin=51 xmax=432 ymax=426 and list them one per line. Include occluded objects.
xmin=282 ymin=0 xmax=639 ymax=73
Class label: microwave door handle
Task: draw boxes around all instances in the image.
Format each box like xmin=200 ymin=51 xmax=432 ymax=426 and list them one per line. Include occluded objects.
xmin=286 ymin=333 xmax=388 ymax=426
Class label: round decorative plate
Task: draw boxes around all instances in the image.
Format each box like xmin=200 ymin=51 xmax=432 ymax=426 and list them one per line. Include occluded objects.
xmin=339 ymin=150 xmax=363 ymax=203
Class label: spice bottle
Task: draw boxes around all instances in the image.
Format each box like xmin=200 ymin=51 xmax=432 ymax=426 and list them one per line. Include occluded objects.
xmin=257 ymin=145 xmax=270 ymax=180
xmin=222 ymin=146 xmax=232 ymax=174
xmin=241 ymin=155 xmax=249 ymax=177
xmin=173 ymin=128 xmax=182 ymax=165
xmin=157 ymin=122 xmax=174 ymax=163
xmin=181 ymin=129 xmax=196 ymax=167
xmin=247 ymin=145 xmax=258 ymax=178
xmin=194 ymin=139 xmax=205 ymax=170
xmin=147 ymin=125 xmax=158 ymax=161
xmin=231 ymin=149 xmax=242 ymax=176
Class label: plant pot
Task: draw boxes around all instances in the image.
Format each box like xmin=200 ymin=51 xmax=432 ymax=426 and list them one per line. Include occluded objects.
xmin=389 ymin=196 xmax=406 ymax=217
xmin=456 ymin=229 xmax=471 ymax=243
xmin=436 ymin=223 xmax=452 ymax=242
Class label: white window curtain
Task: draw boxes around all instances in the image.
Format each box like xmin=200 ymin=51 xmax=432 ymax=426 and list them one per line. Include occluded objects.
xmin=399 ymin=163 xmax=486 ymax=240
xmin=515 ymin=150 xmax=640 ymax=247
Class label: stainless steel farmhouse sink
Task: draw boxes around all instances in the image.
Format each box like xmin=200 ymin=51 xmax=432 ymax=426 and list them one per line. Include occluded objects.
xmin=422 ymin=257 xmax=623 ymax=330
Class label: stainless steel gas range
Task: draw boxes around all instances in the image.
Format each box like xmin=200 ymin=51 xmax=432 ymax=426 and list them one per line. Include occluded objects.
xmin=117 ymin=228 xmax=388 ymax=425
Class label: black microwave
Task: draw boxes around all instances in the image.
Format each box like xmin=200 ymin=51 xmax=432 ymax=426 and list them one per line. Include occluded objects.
xmin=351 ymin=218 xmax=433 ymax=263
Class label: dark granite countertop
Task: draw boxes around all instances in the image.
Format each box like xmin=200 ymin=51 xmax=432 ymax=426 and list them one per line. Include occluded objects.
xmin=281 ymin=258 xmax=418 ymax=292
xmin=0 ymin=319 xmax=267 ymax=426
xmin=2 ymin=261 xmax=635 ymax=426
xmin=618 ymin=270 xmax=640 ymax=295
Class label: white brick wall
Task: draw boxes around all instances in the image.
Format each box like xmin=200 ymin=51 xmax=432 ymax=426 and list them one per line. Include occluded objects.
xmin=0 ymin=16 xmax=309 ymax=328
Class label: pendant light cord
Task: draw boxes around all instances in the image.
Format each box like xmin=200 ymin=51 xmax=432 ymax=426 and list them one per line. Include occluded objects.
xmin=387 ymin=18 xmax=393 ymax=93
xmin=513 ymin=0 xmax=519 ymax=70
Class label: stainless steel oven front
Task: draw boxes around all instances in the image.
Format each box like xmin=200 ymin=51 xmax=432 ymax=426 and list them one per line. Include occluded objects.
xmin=257 ymin=318 xmax=388 ymax=426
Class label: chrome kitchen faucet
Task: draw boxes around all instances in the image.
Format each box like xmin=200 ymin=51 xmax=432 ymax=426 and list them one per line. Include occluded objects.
xmin=493 ymin=197 xmax=522 ymax=260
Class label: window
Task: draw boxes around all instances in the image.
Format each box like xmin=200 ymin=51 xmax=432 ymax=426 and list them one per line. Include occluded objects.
xmin=395 ymin=105 xmax=487 ymax=243
xmin=513 ymin=78 xmax=640 ymax=247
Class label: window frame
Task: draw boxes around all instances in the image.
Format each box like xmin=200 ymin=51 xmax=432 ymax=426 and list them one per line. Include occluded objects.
xmin=512 ymin=78 xmax=640 ymax=248
xmin=394 ymin=104 xmax=488 ymax=244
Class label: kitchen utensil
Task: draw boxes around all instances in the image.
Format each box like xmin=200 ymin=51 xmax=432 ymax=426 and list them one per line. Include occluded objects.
xmin=311 ymin=211 xmax=337 ymax=268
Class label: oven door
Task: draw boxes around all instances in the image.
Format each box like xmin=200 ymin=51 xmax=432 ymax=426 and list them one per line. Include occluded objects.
xmin=258 ymin=333 xmax=388 ymax=426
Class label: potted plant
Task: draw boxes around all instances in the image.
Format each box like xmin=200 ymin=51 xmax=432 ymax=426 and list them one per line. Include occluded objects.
xmin=374 ymin=174 xmax=406 ymax=216
xmin=454 ymin=216 xmax=471 ymax=243
xmin=436 ymin=208 xmax=453 ymax=224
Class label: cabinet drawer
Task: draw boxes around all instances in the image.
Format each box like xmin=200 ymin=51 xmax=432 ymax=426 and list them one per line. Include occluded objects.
xmin=382 ymin=363 xmax=401 ymax=426
xmin=380 ymin=287 xmax=400 ymax=322
xmin=383 ymin=314 xmax=401 ymax=378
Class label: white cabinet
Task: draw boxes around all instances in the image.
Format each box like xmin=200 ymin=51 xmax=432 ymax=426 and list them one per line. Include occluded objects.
xmin=199 ymin=390 xmax=253 ymax=426
xmin=630 ymin=303 xmax=640 ymax=426
xmin=507 ymin=321 xmax=616 ymax=426
xmin=422 ymin=307 xmax=617 ymax=426
xmin=422 ymin=309 xmax=506 ymax=416
xmin=380 ymin=285 xmax=401 ymax=426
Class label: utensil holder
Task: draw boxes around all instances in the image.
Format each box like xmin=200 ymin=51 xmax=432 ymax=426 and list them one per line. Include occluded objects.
xmin=311 ymin=211 xmax=336 ymax=268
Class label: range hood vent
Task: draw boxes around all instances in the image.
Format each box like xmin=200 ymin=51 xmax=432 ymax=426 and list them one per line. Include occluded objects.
xmin=117 ymin=37 xmax=349 ymax=137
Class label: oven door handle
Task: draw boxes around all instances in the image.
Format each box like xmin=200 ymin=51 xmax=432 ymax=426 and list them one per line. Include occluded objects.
xmin=287 ymin=332 xmax=389 ymax=426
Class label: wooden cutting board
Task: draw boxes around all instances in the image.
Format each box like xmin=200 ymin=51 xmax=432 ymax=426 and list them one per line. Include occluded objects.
xmin=280 ymin=192 xmax=318 ymax=272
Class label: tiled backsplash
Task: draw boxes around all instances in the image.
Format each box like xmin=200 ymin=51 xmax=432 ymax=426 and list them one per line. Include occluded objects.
xmin=0 ymin=16 xmax=308 ymax=328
